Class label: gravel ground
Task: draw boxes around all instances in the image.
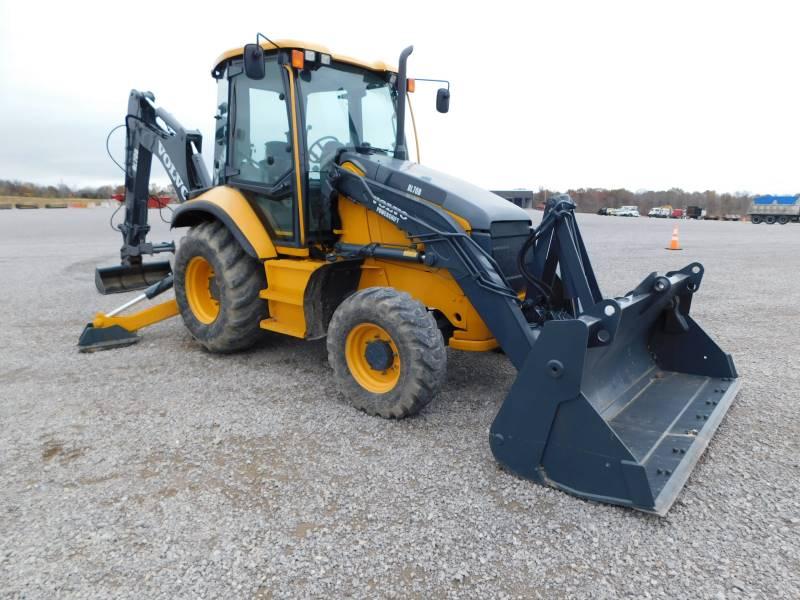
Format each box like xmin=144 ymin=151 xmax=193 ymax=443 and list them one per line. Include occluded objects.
xmin=1 ymin=208 xmax=798 ymax=599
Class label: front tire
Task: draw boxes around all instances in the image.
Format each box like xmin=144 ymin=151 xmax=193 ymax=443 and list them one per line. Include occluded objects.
xmin=174 ymin=221 xmax=267 ymax=353
xmin=327 ymin=287 xmax=447 ymax=418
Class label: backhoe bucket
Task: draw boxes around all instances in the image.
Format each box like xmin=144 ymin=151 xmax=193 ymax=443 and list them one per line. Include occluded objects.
xmin=94 ymin=260 xmax=172 ymax=295
xmin=490 ymin=263 xmax=739 ymax=515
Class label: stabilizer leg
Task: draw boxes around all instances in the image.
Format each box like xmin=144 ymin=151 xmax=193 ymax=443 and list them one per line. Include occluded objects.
xmin=78 ymin=275 xmax=178 ymax=352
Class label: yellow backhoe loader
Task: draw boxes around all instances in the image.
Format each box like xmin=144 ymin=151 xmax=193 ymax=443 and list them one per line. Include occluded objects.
xmin=79 ymin=36 xmax=740 ymax=514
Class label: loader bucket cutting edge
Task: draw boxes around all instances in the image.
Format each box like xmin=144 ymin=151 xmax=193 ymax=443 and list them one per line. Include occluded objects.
xmin=95 ymin=261 xmax=172 ymax=295
xmin=489 ymin=263 xmax=739 ymax=515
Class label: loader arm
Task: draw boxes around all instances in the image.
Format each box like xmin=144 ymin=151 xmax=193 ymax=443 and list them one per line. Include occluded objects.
xmin=327 ymin=158 xmax=620 ymax=370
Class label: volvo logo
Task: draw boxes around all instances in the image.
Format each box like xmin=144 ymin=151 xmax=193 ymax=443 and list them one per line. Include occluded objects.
xmin=157 ymin=140 xmax=189 ymax=201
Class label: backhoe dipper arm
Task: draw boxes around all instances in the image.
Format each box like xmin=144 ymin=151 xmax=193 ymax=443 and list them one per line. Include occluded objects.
xmin=119 ymin=89 xmax=211 ymax=265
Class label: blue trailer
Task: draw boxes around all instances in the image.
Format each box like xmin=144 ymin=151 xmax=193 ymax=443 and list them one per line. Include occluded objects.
xmin=748 ymin=195 xmax=800 ymax=224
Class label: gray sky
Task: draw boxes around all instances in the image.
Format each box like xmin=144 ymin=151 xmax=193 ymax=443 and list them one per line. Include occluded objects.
xmin=1 ymin=0 xmax=798 ymax=193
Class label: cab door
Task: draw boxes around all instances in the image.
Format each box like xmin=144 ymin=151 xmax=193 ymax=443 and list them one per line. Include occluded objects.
xmin=224 ymin=55 xmax=305 ymax=247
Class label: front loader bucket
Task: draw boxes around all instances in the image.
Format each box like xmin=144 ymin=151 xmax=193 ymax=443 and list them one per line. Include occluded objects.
xmin=95 ymin=260 xmax=172 ymax=295
xmin=490 ymin=263 xmax=739 ymax=515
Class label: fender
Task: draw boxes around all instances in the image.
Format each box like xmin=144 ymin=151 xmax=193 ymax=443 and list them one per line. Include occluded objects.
xmin=171 ymin=186 xmax=277 ymax=259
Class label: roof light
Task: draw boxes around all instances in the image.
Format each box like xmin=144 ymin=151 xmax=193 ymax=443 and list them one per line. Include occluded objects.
xmin=406 ymin=78 xmax=415 ymax=93
xmin=291 ymin=49 xmax=304 ymax=69
xmin=304 ymin=49 xmax=316 ymax=62
xmin=320 ymin=53 xmax=331 ymax=65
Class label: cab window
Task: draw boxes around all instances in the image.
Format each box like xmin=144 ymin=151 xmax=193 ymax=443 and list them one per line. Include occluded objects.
xmin=229 ymin=57 xmax=296 ymax=240
xmin=297 ymin=62 xmax=401 ymax=237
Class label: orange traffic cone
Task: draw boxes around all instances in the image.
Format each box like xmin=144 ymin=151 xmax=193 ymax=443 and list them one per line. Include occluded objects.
xmin=666 ymin=225 xmax=682 ymax=251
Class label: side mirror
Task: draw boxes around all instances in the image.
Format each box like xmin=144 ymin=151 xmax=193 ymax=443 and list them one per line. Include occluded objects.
xmin=243 ymin=43 xmax=265 ymax=80
xmin=436 ymin=88 xmax=450 ymax=113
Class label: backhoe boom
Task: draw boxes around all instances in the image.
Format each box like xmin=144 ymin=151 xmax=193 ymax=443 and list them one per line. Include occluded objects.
xmin=96 ymin=90 xmax=211 ymax=294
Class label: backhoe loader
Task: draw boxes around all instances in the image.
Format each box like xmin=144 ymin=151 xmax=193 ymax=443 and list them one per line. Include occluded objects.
xmin=79 ymin=37 xmax=740 ymax=514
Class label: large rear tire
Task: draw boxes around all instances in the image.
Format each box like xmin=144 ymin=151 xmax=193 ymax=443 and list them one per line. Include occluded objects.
xmin=174 ymin=221 xmax=267 ymax=353
xmin=327 ymin=287 xmax=447 ymax=418
xmin=764 ymin=215 xmax=776 ymax=224
xmin=751 ymin=215 xmax=762 ymax=224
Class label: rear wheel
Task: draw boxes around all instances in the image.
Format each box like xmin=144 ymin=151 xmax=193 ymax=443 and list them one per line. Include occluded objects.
xmin=751 ymin=215 xmax=763 ymax=224
xmin=765 ymin=215 xmax=776 ymax=224
xmin=327 ymin=287 xmax=447 ymax=418
xmin=778 ymin=216 xmax=789 ymax=225
xmin=174 ymin=221 xmax=267 ymax=353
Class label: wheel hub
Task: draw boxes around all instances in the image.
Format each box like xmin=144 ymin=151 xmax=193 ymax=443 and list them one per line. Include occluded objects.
xmin=365 ymin=339 xmax=395 ymax=371
xmin=344 ymin=323 xmax=401 ymax=394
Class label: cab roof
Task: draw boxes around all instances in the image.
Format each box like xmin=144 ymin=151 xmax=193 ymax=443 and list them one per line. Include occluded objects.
xmin=213 ymin=39 xmax=397 ymax=74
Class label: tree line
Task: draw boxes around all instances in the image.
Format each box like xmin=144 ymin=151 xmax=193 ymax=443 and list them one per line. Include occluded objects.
xmin=0 ymin=179 xmax=175 ymax=200
xmin=534 ymin=188 xmax=765 ymax=216
xmin=0 ymin=178 xmax=774 ymax=217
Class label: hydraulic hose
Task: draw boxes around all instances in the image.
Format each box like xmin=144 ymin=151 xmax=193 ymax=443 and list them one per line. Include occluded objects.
xmin=517 ymin=221 xmax=554 ymax=302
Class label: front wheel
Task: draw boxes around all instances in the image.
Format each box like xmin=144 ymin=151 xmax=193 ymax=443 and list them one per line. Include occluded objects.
xmin=327 ymin=287 xmax=447 ymax=418
xmin=751 ymin=215 xmax=762 ymax=224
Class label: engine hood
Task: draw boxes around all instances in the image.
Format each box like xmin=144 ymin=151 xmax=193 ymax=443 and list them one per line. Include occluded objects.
xmin=338 ymin=152 xmax=531 ymax=231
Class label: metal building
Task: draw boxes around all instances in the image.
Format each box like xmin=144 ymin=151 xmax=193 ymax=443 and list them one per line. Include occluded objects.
xmin=492 ymin=189 xmax=534 ymax=208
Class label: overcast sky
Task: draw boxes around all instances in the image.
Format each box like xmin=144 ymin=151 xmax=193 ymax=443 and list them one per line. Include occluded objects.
xmin=1 ymin=0 xmax=798 ymax=194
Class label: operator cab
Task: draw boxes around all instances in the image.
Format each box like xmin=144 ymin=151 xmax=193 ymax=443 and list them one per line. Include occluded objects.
xmin=211 ymin=40 xmax=406 ymax=249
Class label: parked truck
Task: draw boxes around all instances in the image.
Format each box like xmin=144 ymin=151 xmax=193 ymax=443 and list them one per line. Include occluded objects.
xmin=617 ymin=205 xmax=640 ymax=217
xmin=685 ymin=206 xmax=703 ymax=220
xmin=748 ymin=195 xmax=800 ymax=224
xmin=648 ymin=206 xmax=671 ymax=218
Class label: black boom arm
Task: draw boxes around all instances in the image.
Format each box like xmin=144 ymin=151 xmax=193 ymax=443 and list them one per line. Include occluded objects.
xmin=118 ymin=89 xmax=211 ymax=265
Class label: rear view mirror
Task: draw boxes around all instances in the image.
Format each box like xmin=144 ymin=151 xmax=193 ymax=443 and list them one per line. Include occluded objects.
xmin=244 ymin=43 xmax=265 ymax=79
xmin=436 ymin=88 xmax=450 ymax=113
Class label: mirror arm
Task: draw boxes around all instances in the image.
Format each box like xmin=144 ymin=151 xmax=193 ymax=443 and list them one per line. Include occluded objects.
xmin=412 ymin=78 xmax=450 ymax=90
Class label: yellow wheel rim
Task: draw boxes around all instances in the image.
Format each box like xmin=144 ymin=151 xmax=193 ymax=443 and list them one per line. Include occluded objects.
xmin=185 ymin=256 xmax=220 ymax=324
xmin=345 ymin=323 xmax=401 ymax=393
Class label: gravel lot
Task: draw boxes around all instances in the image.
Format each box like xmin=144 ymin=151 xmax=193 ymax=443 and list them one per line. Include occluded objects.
xmin=1 ymin=208 xmax=798 ymax=599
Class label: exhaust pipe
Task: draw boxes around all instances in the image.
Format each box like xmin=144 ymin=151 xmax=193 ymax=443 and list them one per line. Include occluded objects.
xmin=393 ymin=46 xmax=414 ymax=160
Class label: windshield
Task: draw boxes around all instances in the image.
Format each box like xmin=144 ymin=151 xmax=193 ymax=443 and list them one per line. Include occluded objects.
xmin=297 ymin=62 xmax=399 ymax=179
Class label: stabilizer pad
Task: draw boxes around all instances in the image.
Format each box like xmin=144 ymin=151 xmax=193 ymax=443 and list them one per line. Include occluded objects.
xmin=77 ymin=324 xmax=140 ymax=353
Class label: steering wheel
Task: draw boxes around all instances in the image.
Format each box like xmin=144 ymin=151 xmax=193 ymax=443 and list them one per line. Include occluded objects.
xmin=308 ymin=136 xmax=341 ymax=163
